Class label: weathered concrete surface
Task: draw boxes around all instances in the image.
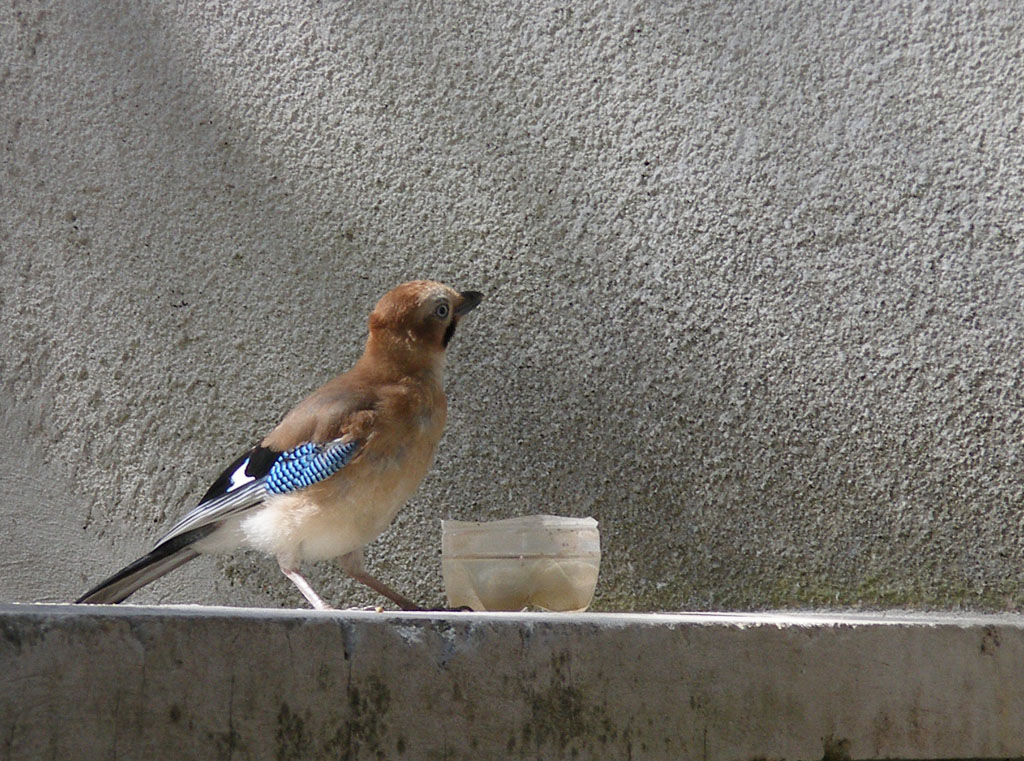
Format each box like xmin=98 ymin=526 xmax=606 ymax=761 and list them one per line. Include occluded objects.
xmin=2 ymin=1 xmax=1024 ymax=611
xmin=3 ymin=605 xmax=1024 ymax=760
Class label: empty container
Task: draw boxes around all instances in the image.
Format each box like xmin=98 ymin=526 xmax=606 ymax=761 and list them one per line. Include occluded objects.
xmin=441 ymin=515 xmax=601 ymax=612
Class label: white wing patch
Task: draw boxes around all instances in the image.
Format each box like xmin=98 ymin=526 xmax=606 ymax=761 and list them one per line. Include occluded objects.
xmin=227 ymin=458 xmax=256 ymax=492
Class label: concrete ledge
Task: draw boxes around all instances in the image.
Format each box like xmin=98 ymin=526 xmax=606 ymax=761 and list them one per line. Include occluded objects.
xmin=2 ymin=605 xmax=1024 ymax=760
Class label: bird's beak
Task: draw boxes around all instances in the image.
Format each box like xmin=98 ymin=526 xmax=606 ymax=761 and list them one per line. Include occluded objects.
xmin=455 ymin=291 xmax=483 ymax=316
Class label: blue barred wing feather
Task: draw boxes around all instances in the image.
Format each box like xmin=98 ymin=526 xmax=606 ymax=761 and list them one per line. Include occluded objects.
xmin=155 ymin=439 xmax=361 ymax=546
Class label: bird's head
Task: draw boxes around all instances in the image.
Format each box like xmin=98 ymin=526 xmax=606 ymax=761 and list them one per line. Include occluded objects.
xmin=365 ymin=280 xmax=483 ymax=371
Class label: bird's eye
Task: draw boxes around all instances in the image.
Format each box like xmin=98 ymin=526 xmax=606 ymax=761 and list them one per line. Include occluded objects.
xmin=434 ymin=302 xmax=450 ymax=319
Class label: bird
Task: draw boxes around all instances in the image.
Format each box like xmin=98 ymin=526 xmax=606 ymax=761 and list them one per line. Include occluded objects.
xmin=76 ymin=280 xmax=482 ymax=610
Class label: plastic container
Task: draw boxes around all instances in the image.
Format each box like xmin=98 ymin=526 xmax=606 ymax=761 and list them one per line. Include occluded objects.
xmin=441 ymin=515 xmax=601 ymax=612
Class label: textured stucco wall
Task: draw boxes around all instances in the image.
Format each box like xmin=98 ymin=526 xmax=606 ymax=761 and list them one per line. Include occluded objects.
xmin=2 ymin=1 xmax=1023 ymax=611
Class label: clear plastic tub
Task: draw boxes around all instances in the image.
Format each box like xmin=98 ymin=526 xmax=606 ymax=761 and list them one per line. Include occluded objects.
xmin=441 ymin=515 xmax=601 ymax=612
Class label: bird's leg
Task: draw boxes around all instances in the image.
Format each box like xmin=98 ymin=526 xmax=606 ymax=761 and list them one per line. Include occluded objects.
xmin=352 ymin=572 xmax=424 ymax=612
xmin=279 ymin=565 xmax=333 ymax=610
xmin=339 ymin=549 xmax=423 ymax=611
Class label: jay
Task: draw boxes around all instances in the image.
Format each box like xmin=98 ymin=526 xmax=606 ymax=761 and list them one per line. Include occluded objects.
xmin=77 ymin=280 xmax=482 ymax=610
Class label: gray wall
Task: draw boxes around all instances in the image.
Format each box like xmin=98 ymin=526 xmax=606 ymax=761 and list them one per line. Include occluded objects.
xmin=8 ymin=606 xmax=1024 ymax=760
xmin=2 ymin=0 xmax=1022 ymax=611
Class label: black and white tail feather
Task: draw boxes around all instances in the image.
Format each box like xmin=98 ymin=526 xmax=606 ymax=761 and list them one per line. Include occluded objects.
xmin=76 ymin=438 xmax=359 ymax=604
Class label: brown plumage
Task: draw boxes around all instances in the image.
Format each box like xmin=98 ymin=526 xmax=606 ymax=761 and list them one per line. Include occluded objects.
xmin=77 ymin=281 xmax=482 ymax=609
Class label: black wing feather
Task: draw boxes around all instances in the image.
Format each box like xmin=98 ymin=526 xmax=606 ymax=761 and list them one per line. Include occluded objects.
xmin=199 ymin=444 xmax=281 ymax=504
